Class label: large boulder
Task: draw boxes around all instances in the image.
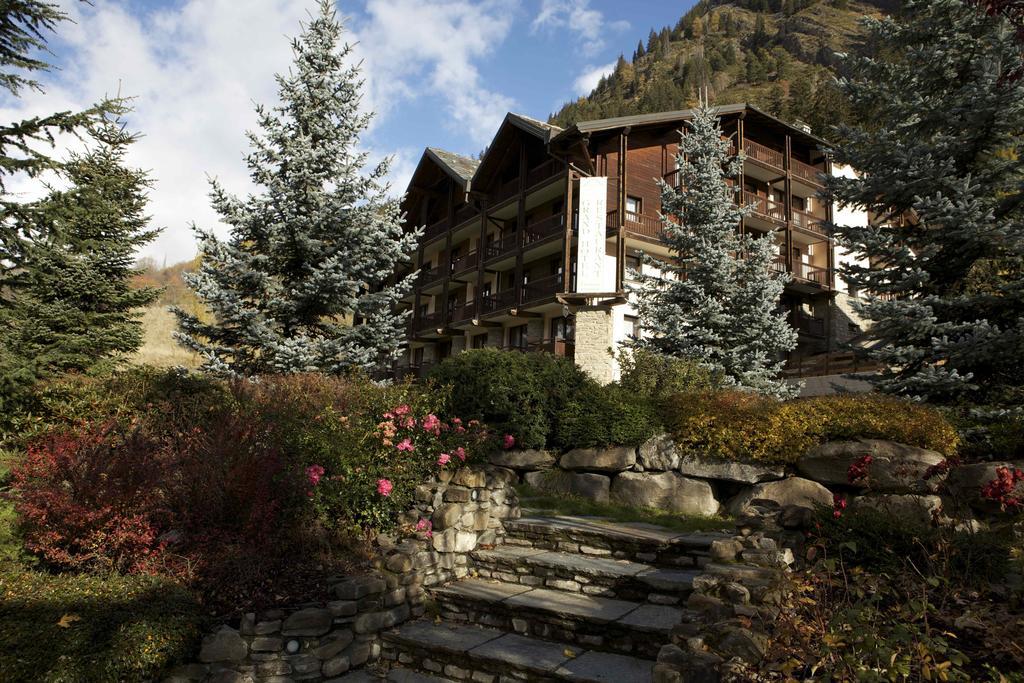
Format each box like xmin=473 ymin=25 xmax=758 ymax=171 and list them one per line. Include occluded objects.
xmin=489 ymin=449 xmax=556 ymax=471
xmin=677 ymin=454 xmax=784 ymax=484
xmin=946 ymin=461 xmax=1024 ymax=512
xmin=559 ymin=446 xmax=636 ymax=473
xmin=798 ymin=439 xmax=947 ymax=493
xmin=727 ymin=477 xmax=833 ymax=516
xmin=848 ymin=494 xmax=943 ymax=527
xmin=610 ymin=471 xmax=720 ymax=516
xmin=637 ymin=434 xmax=679 ymax=471
xmin=524 ymin=470 xmax=611 ymax=502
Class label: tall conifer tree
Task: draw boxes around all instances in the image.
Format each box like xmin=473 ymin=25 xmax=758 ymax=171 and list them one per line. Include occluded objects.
xmin=631 ymin=103 xmax=797 ymax=398
xmin=828 ymin=0 xmax=1024 ymax=405
xmin=175 ymin=0 xmax=419 ymax=376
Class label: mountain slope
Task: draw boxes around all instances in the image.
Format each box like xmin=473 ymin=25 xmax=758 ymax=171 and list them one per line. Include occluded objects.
xmin=549 ymin=0 xmax=894 ymax=137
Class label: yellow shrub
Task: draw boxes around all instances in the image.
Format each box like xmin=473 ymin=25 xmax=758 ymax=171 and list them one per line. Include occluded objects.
xmin=664 ymin=392 xmax=958 ymax=464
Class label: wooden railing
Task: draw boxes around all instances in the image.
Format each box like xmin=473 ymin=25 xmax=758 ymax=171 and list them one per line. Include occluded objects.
xmin=453 ymin=203 xmax=477 ymax=226
xmin=450 ymin=299 xmax=476 ymax=323
xmin=522 ymin=273 xmax=563 ymax=303
xmin=743 ymin=191 xmax=786 ymax=222
xmin=484 ymin=233 xmax=518 ymax=261
xmin=478 ymin=288 xmax=515 ymax=314
xmin=792 ymin=311 xmax=825 ymax=337
xmin=449 ymin=250 xmax=478 ymax=275
xmin=415 ymin=311 xmax=444 ymax=330
xmin=524 ymin=213 xmax=565 ymax=246
xmin=791 ymin=158 xmax=824 ymax=186
xmin=422 ymin=218 xmax=449 ymax=243
xmin=791 ymin=208 xmax=828 ymax=236
xmin=771 ymin=255 xmax=787 ymax=274
xmin=793 ymin=263 xmax=830 ymax=286
xmin=609 ymin=209 xmax=666 ymax=239
xmin=417 ymin=264 xmax=444 ymax=286
xmin=743 ymin=139 xmax=784 ymax=169
xmin=530 ymin=338 xmax=575 ymax=359
xmin=524 ymin=158 xmax=561 ymax=190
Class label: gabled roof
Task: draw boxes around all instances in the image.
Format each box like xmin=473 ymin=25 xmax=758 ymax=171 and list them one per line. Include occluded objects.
xmin=552 ymin=103 xmax=829 ymax=148
xmin=425 ymin=147 xmax=479 ymax=187
xmin=506 ymin=112 xmax=564 ymax=143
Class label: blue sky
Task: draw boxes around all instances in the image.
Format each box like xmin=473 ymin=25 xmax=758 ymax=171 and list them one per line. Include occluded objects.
xmin=2 ymin=1 xmax=694 ymax=263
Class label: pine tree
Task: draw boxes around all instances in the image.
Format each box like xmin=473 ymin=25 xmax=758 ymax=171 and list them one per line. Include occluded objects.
xmin=175 ymin=0 xmax=419 ymax=377
xmin=631 ymin=104 xmax=798 ymax=398
xmin=828 ymin=0 xmax=1024 ymax=405
xmin=0 ymin=119 xmax=160 ymax=376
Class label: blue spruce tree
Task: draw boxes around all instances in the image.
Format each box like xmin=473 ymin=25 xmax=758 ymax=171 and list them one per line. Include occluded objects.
xmin=631 ymin=103 xmax=798 ymax=399
xmin=175 ymin=0 xmax=419 ymax=376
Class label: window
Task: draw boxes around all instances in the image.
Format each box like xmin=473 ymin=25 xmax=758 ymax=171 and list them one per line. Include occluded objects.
xmin=413 ymin=347 xmax=424 ymax=366
xmin=447 ymin=294 xmax=459 ymax=315
xmin=508 ymin=325 xmax=528 ymax=349
xmin=551 ymin=316 xmax=574 ymax=341
xmin=418 ymin=303 xmax=429 ymax=317
xmin=624 ymin=315 xmax=642 ymax=339
xmin=626 ymin=195 xmax=642 ymax=218
xmin=624 ymin=253 xmax=642 ymax=279
xmin=479 ymin=283 xmax=492 ymax=299
xmin=471 ymin=334 xmax=486 ymax=349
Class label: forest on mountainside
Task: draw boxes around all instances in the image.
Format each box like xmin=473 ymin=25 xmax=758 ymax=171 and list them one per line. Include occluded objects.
xmin=549 ymin=0 xmax=901 ymax=137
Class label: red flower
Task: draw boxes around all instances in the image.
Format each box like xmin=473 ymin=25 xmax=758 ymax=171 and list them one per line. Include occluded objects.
xmin=847 ymin=454 xmax=873 ymax=484
xmin=502 ymin=434 xmax=515 ymax=450
xmin=305 ymin=464 xmax=325 ymax=486
xmin=981 ymin=466 xmax=1024 ymax=510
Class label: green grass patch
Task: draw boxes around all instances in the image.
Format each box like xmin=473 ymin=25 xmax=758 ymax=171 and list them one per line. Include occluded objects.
xmin=0 ymin=569 xmax=202 ymax=682
xmin=515 ymin=484 xmax=732 ymax=533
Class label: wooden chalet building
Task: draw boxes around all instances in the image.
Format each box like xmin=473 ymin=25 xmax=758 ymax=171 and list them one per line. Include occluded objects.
xmin=392 ymin=104 xmax=868 ymax=382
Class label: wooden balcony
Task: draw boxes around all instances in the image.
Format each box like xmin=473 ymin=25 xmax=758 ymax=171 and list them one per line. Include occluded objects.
xmin=771 ymin=255 xmax=787 ymax=274
xmin=609 ymin=209 xmax=666 ymax=239
xmin=450 ymin=250 xmax=478 ymax=277
xmin=415 ymin=311 xmax=444 ymax=331
xmin=743 ymin=139 xmax=784 ymax=170
xmin=524 ymin=158 xmax=561 ymax=191
xmin=791 ymin=208 xmax=828 ymax=237
xmin=422 ymin=218 xmax=449 ymax=243
xmin=484 ymin=233 xmax=518 ymax=262
xmin=530 ymin=338 xmax=574 ymax=359
xmin=792 ymin=310 xmax=825 ymax=338
xmin=479 ymin=288 xmax=516 ymax=315
xmin=743 ymin=191 xmax=786 ymax=223
xmin=793 ymin=263 xmax=830 ymax=286
xmin=524 ymin=213 xmax=565 ymax=247
xmin=791 ymin=158 xmax=825 ymax=187
xmin=453 ymin=203 xmax=477 ymax=227
xmin=450 ymin=299 xmax=476 ymax=323
xmin=521 ymin=273 xmax=563 ymax=303
xmin=417 ymin=264 xmax=445 ymax=286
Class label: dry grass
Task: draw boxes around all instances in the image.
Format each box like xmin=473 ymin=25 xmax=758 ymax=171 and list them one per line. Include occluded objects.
xmin=130 ymin=304 xmax=199 ymax=368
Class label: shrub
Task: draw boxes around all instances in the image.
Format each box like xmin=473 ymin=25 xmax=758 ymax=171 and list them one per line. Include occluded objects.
xmin=664 ymin=391 xmax=959 ymax=464
xmin=0 ymin=569 xmax=201 ymax=682
xmin=428 ymin=349 xmax=595 ymax=449
xmin=618 ymin=348 xmax=720 ymax=404
xmin=553 ymin=383 xmax=660 ymax=449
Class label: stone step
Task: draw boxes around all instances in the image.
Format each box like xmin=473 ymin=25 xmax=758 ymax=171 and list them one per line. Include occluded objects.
xmin=503 ymin=515 xmax=729 ymax=568
xmin=381 ymin=620 xmax=655 ymax=682
xmin=471 ymin=545 xmax=699 ymax=604
xmin=333 ymin=668 xmax=454 ymax=682
xmin=428 ymin=578 xmax=690 ymax=659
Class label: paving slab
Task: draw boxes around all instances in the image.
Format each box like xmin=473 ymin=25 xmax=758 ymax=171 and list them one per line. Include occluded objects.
xmin=635 ymin=567 xmax=700 ymax=591
xmin=430 ymin=578 xmax=532 ymax=603
xmin=526 ymin=550 xmax=650 ymax=578
xmin=616 ymin=604 xmax=684 ymax=634
xmin=468 ymin=633 xmax=574 ymax=674
xmin=555 ymin=650 xmax=655 ymax=682
xmin=509 ymin=516 xmax=685 ymax=544
xmin=388 ymin=670 xmax=455 ymax=683
xmin=505 ymin=586 xmax=638 ymax=623
xmin=472 ymin=546 xmax=547 ymax=563
xmin=385 ymin=620 xmax=505 ymax=654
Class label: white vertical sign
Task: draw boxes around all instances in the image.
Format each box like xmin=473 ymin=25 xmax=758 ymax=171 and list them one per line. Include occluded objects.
xmin=576 ymin=176 xmax=608 ymax=293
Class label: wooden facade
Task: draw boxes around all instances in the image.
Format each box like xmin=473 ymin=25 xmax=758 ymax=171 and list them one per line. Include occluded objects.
xmin=394 ymin=105 xmax=843 ymax=378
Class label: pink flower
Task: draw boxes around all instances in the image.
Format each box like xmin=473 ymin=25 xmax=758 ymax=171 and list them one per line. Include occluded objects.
xmin=454 ymin=446 xmax=466 ymax=462
xmin=396 ymin=438 xmax=415 ymax=452
xmin=422 ymin=414 xmax=441 ymax=435
xmin=377 ymin=479 xmax=394 ymax=497
xmin=402 ymin=416 xmax=415 ymax=429
xmin=502 ymin=434 xmax=515 ymax=450
xmin=438 ymin=452 xmax=451 ymax=467
xmin=415 ymin=518 xmax=433 ymax=539
xmin=393 ymin=404 xmax=411 ymax=416
xmin=452 ymin=417 xmax=462 ymax=425
xmin=305 ymin=464 xmax=325 ymax=486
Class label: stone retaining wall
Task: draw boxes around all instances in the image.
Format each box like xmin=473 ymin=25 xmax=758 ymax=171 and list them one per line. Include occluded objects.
xmin=497 ymin=436 xmax=1007 ymax=530
xmin=167 ymin=465 xmax=520 ymax=682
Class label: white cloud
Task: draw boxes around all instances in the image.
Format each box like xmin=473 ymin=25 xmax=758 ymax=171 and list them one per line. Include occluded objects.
xmin=531 ymin=0 xmax=628 ymax=56
xmin=573 ymin=61 xmax=615 ymax=96
xmin=0 ymin=0 xmax=518 ymax=264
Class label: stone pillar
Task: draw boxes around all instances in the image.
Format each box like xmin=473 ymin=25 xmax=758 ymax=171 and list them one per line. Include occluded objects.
xmin=486 ymin=326 xmax=504 ymax=348
xmin=451 ymin=335 xmax=467 ymax=355
xmin=574 ymin=306 xmax=615 ymax=384
xmin=832 ymin=291 xmax=870 ymax=346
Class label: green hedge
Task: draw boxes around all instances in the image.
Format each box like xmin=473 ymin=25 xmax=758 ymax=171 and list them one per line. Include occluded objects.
xmin=664 ymin=391 xmax=959 ymax=464
xmin=0 ymin=569 xmax=202 ymax=682
xmin=553 ymin=383 xmax=660 ymax=449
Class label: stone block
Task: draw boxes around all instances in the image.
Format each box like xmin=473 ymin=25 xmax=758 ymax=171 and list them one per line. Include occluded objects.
xmin=726 ymin=477 xmax=833 ymax=516
xmin=677 ymin=454 xmax=784 ymax=484
xmin=849 ymin=494 xmax=943 ymax=527
xmin=353 ymin=603 xmax=410 ymax=634
xmin=489 ymin=449 xmax=556 ymax=471
xmin=524 ymin=470 xmax=611 ymax=502
xmin=199 ymin=626 xmax=248 ymax=663
xmin=610 ymin=471 xmax=720 ymax=516
xmin=322 ymin=654 xmax=350 ymax=677
xmin=313 ymin=630 xmax=354 ymax=659
xmin=560 ymin=446 xmax=636 ymax=472
xmin=637 ymin=434 xmax=679 ymax=471
xmin=332 ymin=576 xmax=385 ymax=600
xmin=282 ymin=608 xmax=332 ymax=637
xmin=799 ymin=439 xmax=946 ymax=493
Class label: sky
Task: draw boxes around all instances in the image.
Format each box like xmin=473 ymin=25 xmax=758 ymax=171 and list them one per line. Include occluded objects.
xmin=0 ymin=0 xmax=695 ymax=265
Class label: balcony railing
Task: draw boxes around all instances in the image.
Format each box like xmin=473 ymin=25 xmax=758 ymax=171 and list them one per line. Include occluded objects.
xmin=609 ymin=209 xmax=666 ymax=239
xmin=792 ymin=311 xmax=825 ymax=337
xmin=771 ymin=255 xmax=787 ymax=274
xmin=453 ymin=203 xmax=477 ymax=226
xmin=484 ymin=233 xmax=518 ymax=261
xmin=524 ymin=213 xmax=565 ymax=246
xmin=415 ymin=311 xmax=444 ymax=331
xmin=793 ymin=263 xmax=830 ymax=286
xmin=478 ymin=288 xmax=516 ymax=315
xmin=743 ymin=191 xmax=786 ymax=223
xmin=422 ymin=218 xmax=449 ymax=243
xmin=524 ymin=158 xmax=561 ymax=191
xmin=450 ymin=250 xmax=478 ymax=276
xmin=522 ymin=273 xmax=563 ymax=303
xmin=791 ymin=158 xmax=825 ymax=187
xmin=791 ymin=208 xmax=828 ymax=236
xmin=743 ymin=139 xmax=784 ymax=170
xmin=450 ymin=299 xmax=476 ymax=323
xmin=530 ymin=338 xmax=575 ymax=359
xmin=417 ymin=264 xmax=444 ymax=286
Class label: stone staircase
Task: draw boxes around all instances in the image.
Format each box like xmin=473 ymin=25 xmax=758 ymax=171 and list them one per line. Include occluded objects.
xmin=367 ymin=514 xmax=734 ymax=682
